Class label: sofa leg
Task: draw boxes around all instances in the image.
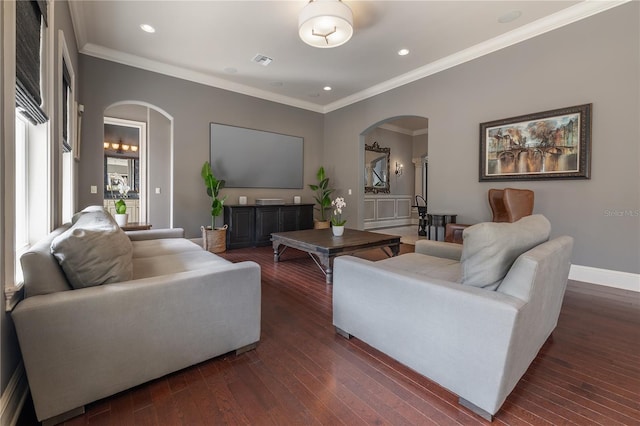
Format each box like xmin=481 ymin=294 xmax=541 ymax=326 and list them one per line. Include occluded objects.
xmin=42 ymin=406 xmax=85 ymax=426
xmin=335 ymin=327 xmax=352 ymax=339
xmin=235 ymin=342 xmax=258 ymax=355
xmin=459 ymin=398 xmax=493 ymax=422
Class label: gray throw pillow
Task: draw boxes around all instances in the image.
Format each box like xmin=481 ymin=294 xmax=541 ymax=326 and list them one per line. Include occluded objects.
xmin=51 ymin=210 xmax=133 ymax=289
xmin=460 ymin=214 xmax=551 ymax=290
xmin=71 ymin=205 xmax=107 ymax=224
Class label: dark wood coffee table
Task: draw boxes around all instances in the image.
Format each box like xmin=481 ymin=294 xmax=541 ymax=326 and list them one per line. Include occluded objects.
xmin=271 ymin=228 xmax=401 ymax=284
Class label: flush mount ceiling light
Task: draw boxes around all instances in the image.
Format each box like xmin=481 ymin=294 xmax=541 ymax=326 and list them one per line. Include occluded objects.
xmin=139 ymin=24 xmax=156 ymax=33
xmin=299 ymin=0 xmax=353 ymax=48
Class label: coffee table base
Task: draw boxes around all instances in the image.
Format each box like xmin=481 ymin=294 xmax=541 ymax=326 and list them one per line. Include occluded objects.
xmin=272 ymin=229 xmax=400 ymax=284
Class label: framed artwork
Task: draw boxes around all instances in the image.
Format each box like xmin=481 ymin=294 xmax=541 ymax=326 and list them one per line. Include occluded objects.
xmin=479 ymin=103 xmax=591 ymax=181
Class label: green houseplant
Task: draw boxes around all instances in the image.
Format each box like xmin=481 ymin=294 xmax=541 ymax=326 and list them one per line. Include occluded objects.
xmin=309 ymin=166 xmax=333 ymax=228
xmin=109 ymin=173 xmax=130 ymax=227
xmin=201 ymin=161 xmax=228 ymax=253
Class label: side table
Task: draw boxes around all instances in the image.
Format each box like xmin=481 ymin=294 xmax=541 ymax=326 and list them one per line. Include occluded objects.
xmin=121 ymin=222 xmax=152 ymax=231
xmin=426 ymin=214 xmax=457 ymax=241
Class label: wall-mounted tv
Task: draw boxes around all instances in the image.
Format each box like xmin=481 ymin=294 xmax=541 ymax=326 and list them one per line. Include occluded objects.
xmin=210 ymin=123 xmax=304 ymax=189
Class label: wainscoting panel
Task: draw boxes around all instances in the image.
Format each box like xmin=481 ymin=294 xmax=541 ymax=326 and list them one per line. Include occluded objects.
xmin=364 ymin=195 xmax=413 ymax=229
xmin=363 ymin=199 xmax=376 ymax=221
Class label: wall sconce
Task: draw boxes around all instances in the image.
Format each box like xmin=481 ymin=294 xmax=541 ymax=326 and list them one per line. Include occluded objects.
xmin=395 ymin=162 xmax=404 ymax=176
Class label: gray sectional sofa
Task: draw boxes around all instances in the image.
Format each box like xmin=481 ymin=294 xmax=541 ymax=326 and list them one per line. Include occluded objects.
xmin=333 ymin=215 xmax=573 ymax=420
xmin=12 ymin=207 xmax=261 ymax=424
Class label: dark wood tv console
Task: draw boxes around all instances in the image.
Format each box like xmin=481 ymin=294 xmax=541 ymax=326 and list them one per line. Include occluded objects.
xmin=224 ymin=204 xmax=314 ymax=249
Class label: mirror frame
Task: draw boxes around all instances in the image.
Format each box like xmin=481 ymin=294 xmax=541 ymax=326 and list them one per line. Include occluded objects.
xmin=364 ymin=141 xmax=391 ymax=194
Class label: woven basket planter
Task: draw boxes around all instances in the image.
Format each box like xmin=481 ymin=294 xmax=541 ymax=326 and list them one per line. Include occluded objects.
xmin=201 ymin=225 xmax=228 ymax=253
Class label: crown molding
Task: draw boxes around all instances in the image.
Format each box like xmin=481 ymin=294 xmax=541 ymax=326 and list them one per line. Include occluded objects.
xmin=322 ymin=0 xmax=630 ymax=113
xmin=67 ymin=0 xmax=87 ymax=57
xmin=70 ymin=1 xmax=629 ymax=114
xmin=79 ymin=43 xmax=326 ymax=114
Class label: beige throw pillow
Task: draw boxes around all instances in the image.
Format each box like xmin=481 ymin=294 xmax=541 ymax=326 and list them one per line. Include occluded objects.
xmin=51 ymin=210 xmax=133 ymax=289
xmin=460 ymin=215 xmax=551 ymax=290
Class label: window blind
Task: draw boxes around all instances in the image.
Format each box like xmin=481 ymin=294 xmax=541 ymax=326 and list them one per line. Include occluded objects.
xmin=16 ymin=0 xmax=48 ymax=124
xmin=62 ymin=58 xmax=71 ymax=152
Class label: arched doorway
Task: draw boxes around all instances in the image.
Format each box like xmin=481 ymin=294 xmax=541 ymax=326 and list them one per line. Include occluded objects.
xmin=103 ymin=102 xmax=174 ymax=228
xmin=360 ymin=116 xmax=428 ymax=230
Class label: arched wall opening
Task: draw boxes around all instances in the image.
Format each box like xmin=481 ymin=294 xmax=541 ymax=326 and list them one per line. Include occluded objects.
xmin=359 ymin=115 xmax=428 ymax=230
xmin=103 ymin=101 xmax=174 ymax=228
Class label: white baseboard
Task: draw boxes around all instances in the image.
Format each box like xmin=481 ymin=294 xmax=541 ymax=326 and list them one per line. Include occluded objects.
xmin=570 ymin=264 xmax=640 ymax=292
xmin=0 ymin=362 xmax=28 ymax=426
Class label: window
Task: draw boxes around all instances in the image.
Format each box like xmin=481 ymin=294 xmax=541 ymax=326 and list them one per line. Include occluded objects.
xmin=6 ymin=0 xmax=52 ymax=300
xmin=61 ymin=56 xmax=74 ymax=222
xmin=15 ymin=115 xmax=29 ymax=283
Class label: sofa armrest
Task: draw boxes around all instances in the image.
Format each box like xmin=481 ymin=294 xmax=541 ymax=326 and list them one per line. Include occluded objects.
xmin=126 ymin=228 xmax=185 ymax=241
xmin=11 ymin=261 xmax=260 ymax=421
xmin=414 ymin=239 xmax=463 ymax=260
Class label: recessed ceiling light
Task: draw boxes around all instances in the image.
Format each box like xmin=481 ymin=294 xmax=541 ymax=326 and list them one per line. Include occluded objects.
xmin=323 ymin=86 xmax=332 ymax=91
xmin=140 ymin=24 xmax=156 ymax=33
xmin=398 ymin=48 xmax=410 ymax=56
xmin=498 ymin=10 xmax=522 ymax=24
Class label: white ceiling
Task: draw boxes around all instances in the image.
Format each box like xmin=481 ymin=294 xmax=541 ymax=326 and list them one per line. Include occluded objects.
xmin=68 ymin=1 xmax=625 ymax=114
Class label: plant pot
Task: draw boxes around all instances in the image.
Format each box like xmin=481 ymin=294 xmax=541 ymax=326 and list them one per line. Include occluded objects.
xmin=201 ymin=225 xmax=228 ymax=253
xmin=332 ymin=225 xmax=345 ymax=237
xmin=314 ymin=220 xmax=330 ymax=230
xmin=115 ymin=213 xmax=128 ymax=227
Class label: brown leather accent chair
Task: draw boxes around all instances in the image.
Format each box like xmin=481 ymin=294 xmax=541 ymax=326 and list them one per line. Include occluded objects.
xmin=444 ymin=223 xmax=467 ymax=244
xmin=444 ymin=188 xmax=535 ymax=243
xmin=489 ymin=188 xmax=535 ymax=223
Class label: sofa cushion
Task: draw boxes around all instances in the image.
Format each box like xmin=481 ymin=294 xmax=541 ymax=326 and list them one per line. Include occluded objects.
xmin=21 ymin=224 xmax=72 ymax=298
xmin=132 ymin=251 xmax=230 ymax=279
xmin=51 ymin=210 xmax=133 ymax=289
xmin=131 ymin=238 xmax=203 ymax=259
xmin=460 ymin=214 xmax=551 ymax=290
xmin=377 ymin=253 xmax=462 ymax=282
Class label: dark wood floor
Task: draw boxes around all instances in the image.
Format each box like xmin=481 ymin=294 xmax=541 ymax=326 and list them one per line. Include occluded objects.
xmin=17 ymin=244 xmax=640 ymax=425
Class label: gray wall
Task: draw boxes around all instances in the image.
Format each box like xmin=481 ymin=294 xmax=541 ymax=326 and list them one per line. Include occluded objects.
xmin=78 ymin=56 xmax=324 ymax=237
xmin=325 ymin=3 xmax=639 ymax=274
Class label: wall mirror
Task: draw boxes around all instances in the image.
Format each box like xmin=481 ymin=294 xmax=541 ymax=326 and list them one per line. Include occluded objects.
xmin=364 ymin=141 xmax=390 ymax=193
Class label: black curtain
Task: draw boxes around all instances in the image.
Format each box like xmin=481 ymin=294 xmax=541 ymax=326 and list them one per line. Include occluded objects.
xmin=16 ymin=0 xmax=48 ymax=124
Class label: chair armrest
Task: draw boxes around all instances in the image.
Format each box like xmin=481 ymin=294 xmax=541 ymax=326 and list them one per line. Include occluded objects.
xmin=126 ymin=228 xmax=185 ymax=241
xmin=415 ymin=239 xmax=463 ymax=260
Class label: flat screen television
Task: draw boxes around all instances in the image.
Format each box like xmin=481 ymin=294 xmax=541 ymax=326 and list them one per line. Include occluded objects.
xmin=210 ymin=123 xmax=304 ymax=189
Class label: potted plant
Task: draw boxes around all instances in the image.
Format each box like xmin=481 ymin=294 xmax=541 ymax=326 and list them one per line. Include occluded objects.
xmin=201 ymin=161 xmax=228 ymax=253
xmin=109 ymin=173 xmax=130 ymax=227
xmin=309 ymin=166 xmax=333 ymax=229
xmin=330 ymin=196 xmax=347 ymax=236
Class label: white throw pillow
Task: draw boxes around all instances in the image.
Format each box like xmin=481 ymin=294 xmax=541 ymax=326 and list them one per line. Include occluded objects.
xmin=51 ymin=210 xmax=133 ymax=289
xmin=460 ymin=215 xmax=551 ymax=290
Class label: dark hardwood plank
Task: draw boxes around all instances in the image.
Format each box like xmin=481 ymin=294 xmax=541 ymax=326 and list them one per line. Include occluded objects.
xmin=15 ymin=243 xmax=640 ymax=426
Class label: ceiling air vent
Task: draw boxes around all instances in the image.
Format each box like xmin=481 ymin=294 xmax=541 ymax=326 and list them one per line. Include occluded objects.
xmin=251 ymin=54 xmax=273 ymax=66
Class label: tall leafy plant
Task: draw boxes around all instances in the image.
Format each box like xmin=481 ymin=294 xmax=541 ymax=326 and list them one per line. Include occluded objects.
xmin=201 ymin=161 xmax=227 ymax=229
xmin=309 ymin=166 xmax=333 ymax=221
